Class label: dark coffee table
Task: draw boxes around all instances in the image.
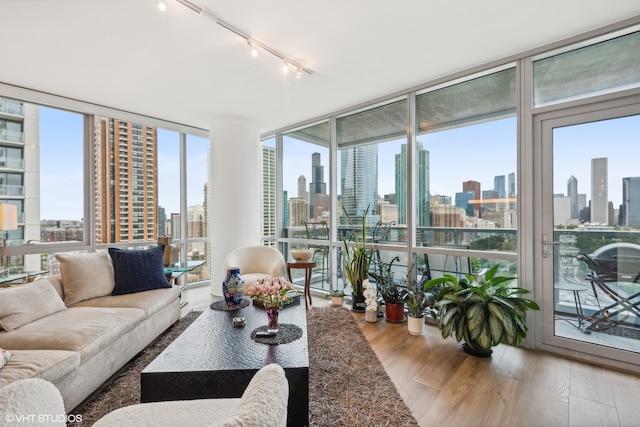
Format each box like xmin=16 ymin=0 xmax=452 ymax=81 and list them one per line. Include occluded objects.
xmin=140 ymin=300 xmax=309 ymax=427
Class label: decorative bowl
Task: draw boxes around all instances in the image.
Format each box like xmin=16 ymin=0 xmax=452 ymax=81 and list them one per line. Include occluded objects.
xmin=290 ymin=249 xmax=314 ymax=262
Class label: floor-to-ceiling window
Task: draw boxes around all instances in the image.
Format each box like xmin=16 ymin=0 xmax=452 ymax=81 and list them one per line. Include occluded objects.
xmin=415 ymin=67 xmax=518 ymax=282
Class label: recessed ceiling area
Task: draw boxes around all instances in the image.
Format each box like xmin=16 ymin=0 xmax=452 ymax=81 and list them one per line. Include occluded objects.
xmin=2 ymin=1 xmax=640 ymax=133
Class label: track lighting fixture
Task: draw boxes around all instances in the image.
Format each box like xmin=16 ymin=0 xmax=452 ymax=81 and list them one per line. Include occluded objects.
xmin=157 ymin=1 xmax=167 ymax=12
xmin=170 ymin=0 xmax=312 ymax=77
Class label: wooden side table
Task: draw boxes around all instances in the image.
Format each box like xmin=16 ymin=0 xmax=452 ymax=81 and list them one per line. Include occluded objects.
xmin=287 ymin=261 xmax=317 ymax=310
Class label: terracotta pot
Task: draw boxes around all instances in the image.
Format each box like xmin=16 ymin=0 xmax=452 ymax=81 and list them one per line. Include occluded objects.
xmin=385 ymin=302 xmax=406 ymax=322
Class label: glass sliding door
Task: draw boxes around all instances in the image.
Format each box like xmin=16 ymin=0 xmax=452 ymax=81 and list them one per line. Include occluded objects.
xmin=538 ymin=99 xmax=640 ymax=368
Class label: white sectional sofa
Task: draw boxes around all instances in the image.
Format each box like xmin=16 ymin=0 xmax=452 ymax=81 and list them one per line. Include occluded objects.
xmin=0 ymin=247 xmax=181 ymax=412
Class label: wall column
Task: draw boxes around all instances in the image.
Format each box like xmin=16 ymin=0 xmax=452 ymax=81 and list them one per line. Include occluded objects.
xmin=209 ymin=117 xmax=261 ymax=296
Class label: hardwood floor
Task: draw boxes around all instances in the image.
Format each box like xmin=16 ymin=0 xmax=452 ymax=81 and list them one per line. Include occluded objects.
xmin=181 ymin=285 xmax=640 ymax=427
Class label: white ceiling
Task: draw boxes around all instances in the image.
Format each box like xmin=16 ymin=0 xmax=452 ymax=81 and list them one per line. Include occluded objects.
xmin=2 ymin=0 xmax=640 ymax=134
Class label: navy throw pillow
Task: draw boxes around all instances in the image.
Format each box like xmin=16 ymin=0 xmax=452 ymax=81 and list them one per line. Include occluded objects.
xmin=108 ymin=246 xmax=171 ymax=295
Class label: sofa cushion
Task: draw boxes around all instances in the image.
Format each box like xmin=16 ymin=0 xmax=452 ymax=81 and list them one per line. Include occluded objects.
xmin=56 ymin=251 xmax=115 ymax=305
xmin=108 ymin=246 xmax=171 ymax=295
xmin=71 ymin=285 xmax=180 ymax=318
xmin=0 ymin=307 xmax=145 ymax=361
xmin=0 ymin=279 xmax=67 ymax=332
xmin=0 ymin=349 xmax=80 ymax=388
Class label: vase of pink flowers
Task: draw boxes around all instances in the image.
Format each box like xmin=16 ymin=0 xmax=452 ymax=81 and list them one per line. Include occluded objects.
xmin=245 ymin=277 xmax=295 ymax=333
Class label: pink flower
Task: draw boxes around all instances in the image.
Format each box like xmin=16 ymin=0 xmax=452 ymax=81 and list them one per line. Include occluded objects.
xmin=245 ymin=276 xmax=296 ymax=308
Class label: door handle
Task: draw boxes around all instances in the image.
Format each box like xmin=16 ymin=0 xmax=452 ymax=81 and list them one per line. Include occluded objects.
xmin=543 ymin=234 xmax=561 ymax=258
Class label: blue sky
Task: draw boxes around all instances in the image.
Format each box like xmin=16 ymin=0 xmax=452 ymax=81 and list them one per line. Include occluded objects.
xmin=38 ymin=110 xmax=638 ymax=220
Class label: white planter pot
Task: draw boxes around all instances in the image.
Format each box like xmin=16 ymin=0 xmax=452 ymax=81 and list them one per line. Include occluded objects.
xmin=331 ymin=296 xmax=344 ymax=307
xmin=407 ymin=316 xmax=425 ymax=335
xmin=365 ymin=309 xmax=378 ymax=322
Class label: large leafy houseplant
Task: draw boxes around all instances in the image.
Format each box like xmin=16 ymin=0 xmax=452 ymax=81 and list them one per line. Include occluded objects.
xmin=423 ymin=264 xmax=540 ymax=357
xmin=342 ymin=206 xmax=374 ymax=312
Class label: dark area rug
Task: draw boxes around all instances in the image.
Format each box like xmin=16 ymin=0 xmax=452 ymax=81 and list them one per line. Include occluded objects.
xmin=71 ymin=308 xmax=418 ymax=426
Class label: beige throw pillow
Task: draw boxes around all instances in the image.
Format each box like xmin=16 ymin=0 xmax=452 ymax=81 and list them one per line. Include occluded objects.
xmin=0 ymin=279 xmax=67 ymax=331
xmin=56 ymin=251 xmax=115 ymax=305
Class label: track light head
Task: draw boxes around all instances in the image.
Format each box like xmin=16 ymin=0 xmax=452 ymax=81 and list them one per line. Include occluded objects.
xmin=248 ymin=40 xmax=258 ymax=57
xmin=157 ymin=1 xmax=167 ymax=12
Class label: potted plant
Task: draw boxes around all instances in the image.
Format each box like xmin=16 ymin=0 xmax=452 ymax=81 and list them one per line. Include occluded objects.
xmin=363 ymin=279 xmax=378 ymax=322
xmin=342 ymin=206 xmax=374 ymax=312
xmin=423 ymin=264 xmax=540 ymax=357
xmin=405 ymin=288 xmax=430 ymax=335
xmin=370 ymin=256 xmax=407 ymax=322
xmin=327 ymin=279 xmax=346 ymax=307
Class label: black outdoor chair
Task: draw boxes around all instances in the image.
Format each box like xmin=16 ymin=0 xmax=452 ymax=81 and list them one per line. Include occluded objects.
xmin=576 ymin=242 xmax=640 ymax=333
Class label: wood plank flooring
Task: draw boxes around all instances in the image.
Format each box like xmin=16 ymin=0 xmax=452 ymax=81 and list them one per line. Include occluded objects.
xmin=182 ymin=285 xmax=640 ymax=427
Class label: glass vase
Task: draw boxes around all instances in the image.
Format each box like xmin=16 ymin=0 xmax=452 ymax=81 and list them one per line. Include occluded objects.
xmin=266 ymin=305 xmax=280 ymax=333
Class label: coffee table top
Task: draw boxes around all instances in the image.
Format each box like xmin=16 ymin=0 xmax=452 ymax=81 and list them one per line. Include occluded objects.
xmin=143 ymin=301 xmax=308 ymax=373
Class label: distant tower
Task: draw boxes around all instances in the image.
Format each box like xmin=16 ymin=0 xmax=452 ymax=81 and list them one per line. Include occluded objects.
xmin=297 ymin=175 xmax=308 ymax=202
xmin=341 ymin=145 xmax=378 ymax=223
xmin=507 ymin=172 xmax=515 ymax=198
xmin=622 ymin=177 xmax=640 ymax=227
xmin=463 ymin=180 xmax=481 ymax=217
xmin=567 ymin=175 xmax=578 ymax=219
xmin=591 ymin=157 xmax=608 ymax=224
xmin=261 ymin=145 xmax=277 ymax=237
xmin=494 ymin=175 xmax=506 ymax=199
xmin=309 ymin=152 xmax=327 ymax=220
xmin=395 ymin=142 xmax=430 ymax=226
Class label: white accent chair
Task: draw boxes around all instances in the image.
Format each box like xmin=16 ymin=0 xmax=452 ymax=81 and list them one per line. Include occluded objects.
xmin=0 ymin=364 xmax=289 ymax=427
xmin=223 ymin=246 xmax=287 ymax=286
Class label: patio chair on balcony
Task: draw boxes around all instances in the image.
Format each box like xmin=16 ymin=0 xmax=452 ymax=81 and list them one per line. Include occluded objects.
xmin=302 ymin=220 xmax=329 ymax=287
xmin=576 ymin=242 xmax=640 ymax=333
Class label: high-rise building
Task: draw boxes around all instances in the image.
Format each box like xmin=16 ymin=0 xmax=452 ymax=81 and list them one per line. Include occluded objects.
xmin=494 ymin=175 xmax=506 ymax=199
xmin=297 ymin=175 xmax=308 ymax=202
xmin=395 ymin=142 xmax=430 ymax=226
xmin=0 ymin=97 xmax=40 ymax=271
xmin=94 ymin=117 xmax=158 ymax=243
xmin=462 ymin=180 xmax=481 ymax=217
xmin=288 ymin=197 xmax=308 ymax=227
xmin=591 ymin=157 xmax=608 ymax=224
xmin=341 ymin=145 xmax=378 ymax=224
xmin=261 ymin=146 xmax=277 ymax=237
xmin=507 ymin=172 xmax=516 ymax=197
xmin=622 ymin=177 xmax=640 ymax=227
xmin=567 ymin=175 xmax=578 ymax=219
xmin=309 ymin=152 xmax=327 ymax=219
xmin=455 ymin=191 xmax=475 ymax=217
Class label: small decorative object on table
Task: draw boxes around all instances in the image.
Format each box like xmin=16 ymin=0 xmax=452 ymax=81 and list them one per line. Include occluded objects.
xmin=222 ymin=267 xmax=245 ymax=306
xmin=232 ymin=317 xmax=246 ymax=328
xmin=290 ymin=248 xmax=314 ymax=263
xmin=245 ymin=277 xmax=295 ymax=333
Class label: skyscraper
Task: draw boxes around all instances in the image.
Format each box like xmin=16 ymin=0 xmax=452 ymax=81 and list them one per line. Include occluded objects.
xmin=261 ymin=146 xmax=277 ymax=237
xmin=309 ymin=152 xmax=327 ymax=220
xmin=455 ymin=191 xmax=475 ymax=217
xmin=341 ymin=145 xmax=378 ymax=223
xmin=622 ymin=177 xmax=640 ymax=227
xmin=395 ymin=142 xmax=430 ymax=226
xmin=94 ymin=117 xmax=158 ymax=243
xmin=507 ymin=172 xmax=516 ymax=198
xmin=494 ymin=175 xmax=506 ymax=199
xmin=591 ymin=157 xmax=608 ymax=224
xmin=463 ymin=180 xmax=481 ymax=217
xmin=567 ymin=175 xmax=578 ymax=219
